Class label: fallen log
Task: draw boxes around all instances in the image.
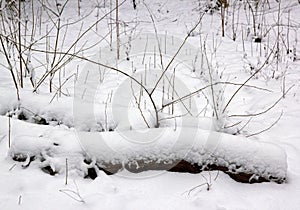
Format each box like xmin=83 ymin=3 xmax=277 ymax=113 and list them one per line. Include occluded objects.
xmin=9 ymin=127 xmax=287 ymax=184
xmin=79 ymin=127 xmax=287 ymax=183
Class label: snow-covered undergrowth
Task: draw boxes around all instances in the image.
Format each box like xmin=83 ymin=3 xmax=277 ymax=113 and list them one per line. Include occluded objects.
xmin=1 ymin=0 xmax=300 ymax=209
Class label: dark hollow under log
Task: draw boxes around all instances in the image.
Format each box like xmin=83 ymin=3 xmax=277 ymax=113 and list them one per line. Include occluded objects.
xmin=95 ymin=159 xmax=285 ymax=184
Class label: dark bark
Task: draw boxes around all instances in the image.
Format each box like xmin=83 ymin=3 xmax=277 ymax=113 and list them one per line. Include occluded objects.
xmin=94 ymin=159 xmax=285 ymax=184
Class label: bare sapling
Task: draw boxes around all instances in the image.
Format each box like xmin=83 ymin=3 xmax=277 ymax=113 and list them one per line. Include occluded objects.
xmin=116 ymin=0 xmax=120 ymax=59
xmin=18 ymin=0 xmax=23 ymax=88
xmin=220 ymin=0 xmax=228 ymax=37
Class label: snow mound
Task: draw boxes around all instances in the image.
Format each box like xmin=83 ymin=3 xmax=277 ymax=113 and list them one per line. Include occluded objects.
xmin=8 ymin=123 xmax=287 ymax=183
xmin=79 ymin=127 xmax=287 ymax=183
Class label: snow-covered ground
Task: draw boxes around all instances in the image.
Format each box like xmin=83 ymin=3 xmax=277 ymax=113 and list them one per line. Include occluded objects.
xmin=1 ymin=0 xmax=300 ymax=209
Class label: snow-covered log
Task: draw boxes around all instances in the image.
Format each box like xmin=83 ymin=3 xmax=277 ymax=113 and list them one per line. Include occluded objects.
xmin=9 ymin=127 xmax=287 ymax=184
xmin=79 ymin=128 xmax=287 ymax=183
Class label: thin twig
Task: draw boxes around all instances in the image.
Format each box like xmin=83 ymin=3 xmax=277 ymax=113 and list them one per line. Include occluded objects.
xmin=222 ymin=41 xmax=277 ymax=113
xmin=246 ymin=110 xmax=283 ymax=137
xmin=59 ymin=180 xmax=85 ymax=203
xmin=130 ymin=79 xmax=150 ymax=128
xmin=229 ymin=85 xmax=294 ymax=118
xmin=150 ymin=12 xmax=206 ymax=96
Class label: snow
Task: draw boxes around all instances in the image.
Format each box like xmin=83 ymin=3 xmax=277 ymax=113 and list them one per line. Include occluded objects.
xmin=4 ymin=116 xmax=286 ymax=182
xmin=79 ymin=127 xmax=287 ymax=181
xmin=0 ymin=0 xmax=300 ymax=209
xmin=9 ymin=117 xmax=287 ymax=180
